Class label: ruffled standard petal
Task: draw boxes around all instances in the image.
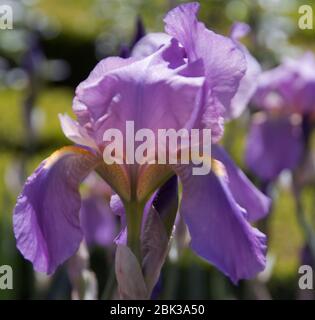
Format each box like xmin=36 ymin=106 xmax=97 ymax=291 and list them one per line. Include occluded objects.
xmin=74 ymin=39 xmax=205 ymax=146
xmin=175 ymin=163 xmax=267 ymax=283
xmin=245 ymin=113 xmax=303 ymax=180
xmin=72 ymin=56 xmax=137 ymax=137
xmin=13 ymin=146 xmax=100 ymax=274
xmin=164 ymin=2 xmax=246 ymax=120
xmin=212 ymin=145 xmax=271 ymax=221
xmin=71 ymin=2 xmax=243 ymax=145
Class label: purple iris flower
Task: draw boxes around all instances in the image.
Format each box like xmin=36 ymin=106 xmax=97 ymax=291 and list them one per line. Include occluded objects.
xmin=14 ymin=2 xmax=269 ymax=284
xmin=245 ymin=53 xmax=315 ymax=181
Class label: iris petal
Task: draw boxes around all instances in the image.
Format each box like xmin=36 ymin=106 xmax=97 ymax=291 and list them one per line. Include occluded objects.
xmin=229 ymin=22 xmax=261 ymax=118
xmin=175 ymin=163 xmax=267 ymax=283
xmin=13 ymin=146 xmax=100 ymax=274
xmin=164 ymin=2 xmax=246 ymax=130
xmin=59 ymin=113 xmax=98 ymax=150
xmin=131 ymin=33 xmax=171 ymax=59
xmin=74 ymin=40 xmax=204 ymax=147
xmin=212 ymin=144 xmax=271 ymax=221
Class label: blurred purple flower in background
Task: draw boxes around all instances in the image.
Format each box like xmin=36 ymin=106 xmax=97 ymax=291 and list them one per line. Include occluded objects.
xmin=246 ymin=53 xmax=315 ymax=181
xmin=13 ymin=2 xmax=270 ymax=297
xmin=80 ymin=174 xmax=118 ymax=247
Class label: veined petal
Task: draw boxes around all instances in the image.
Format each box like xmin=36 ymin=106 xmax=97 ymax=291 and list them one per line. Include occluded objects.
xmin=13 ymin=146 xmax=100 ymax=274
xmin=212 ymin=145 xmax=271 ymax=221
xmin=245 ymin=113 xmax=303 ymax=180
xmin=73 ymin=56 xmax=137 ymax=134
xmin=74 ymin=39 xmax=205 ymax=147
xmin=164 ymin=2 xmax=246 ymax=121
xmin=175 ymin=163 xmax=267 ymax=283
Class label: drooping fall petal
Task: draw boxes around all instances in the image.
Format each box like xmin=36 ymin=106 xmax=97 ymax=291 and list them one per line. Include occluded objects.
xmin=14 ymin=146 xmax=100 ymax=274
xmin=212 ymin=144 xmax=270 ymax=221
xmin=175 ymin=162 xmax=267 ymax=283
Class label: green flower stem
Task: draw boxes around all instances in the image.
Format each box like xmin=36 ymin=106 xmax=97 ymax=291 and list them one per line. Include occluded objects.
xmin=125 ymin=199 xmax=144 ymax=263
